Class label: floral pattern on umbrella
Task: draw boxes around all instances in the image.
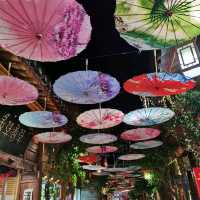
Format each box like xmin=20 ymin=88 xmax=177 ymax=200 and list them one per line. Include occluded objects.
xmin=0 ymin=0 xmax=91 ymax=62
xmin=121 ymin=128 xmax=160 ymax=141
xmin=115 ymin=0 xmax=200 ymax=49
xmin=86 ymin=146 xmax=118 ymax=154
xmin=0 ymin=76 xmax=38 ymax=105
xmin=53 ymin=70 xmax=120 ymax=104
xmin=118 ymin=154 xmax=145 ymax=161
xmin=124 ymin=72 xmax=196 ymax=96
xmin=123 ymin=107 xmax=175 ymax=126
xmin=77 ymin=108 xmax=124 ymax=129
xmin=130 ymin=140 xmax=163 ymax=149
xmin=79 ymin=133 xmax=117 ymax=145
xmin=19 ymin=111 xmax=68 ymax=128
xmin=32 ymin=132 xmax=71 ymax=144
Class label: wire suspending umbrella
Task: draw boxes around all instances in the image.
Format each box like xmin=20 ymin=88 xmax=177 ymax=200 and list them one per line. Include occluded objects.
xmin=0 ymin=0 xmax=91 ymax=62
xmin=115 ymin=0 xmax=200 ymax=50
xmin=86 ymin=146 xmax=118 ymax=154
xmin=32 ymin=132 xmax=72 ymax=144
xmin=0 ymin=75 xmax=38 ymax=105
xmin=79 ymin=133 xmax=117 ymax=145
xmin=53 ymin=70 xmax=120 ymax=104
xmin=77 ymin=108 xmax=124 ymax=129
xmin=121 ymin=128 xmax=160 ymax=141
xmin=130 ymin=140 xmax=163 ymax=149
xmin=123 ymin=107 xmax=175 ymax=126
xmin=124 ymin=72 xmax=196 ymax=96
xmin=19 ymin=111 xmax=68 ymax=128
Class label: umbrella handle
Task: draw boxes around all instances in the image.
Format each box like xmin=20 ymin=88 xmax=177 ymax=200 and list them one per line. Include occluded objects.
xmin=85 ymin=59 xmax=88 ymax=71
xmin=154 ymin=50 xmax=158 ymax=74
xmin=8 ymin=62 xmax=12 ymax=76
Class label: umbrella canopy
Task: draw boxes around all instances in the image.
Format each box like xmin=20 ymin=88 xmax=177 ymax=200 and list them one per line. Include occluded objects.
xmin=121 ymin=128 xmax=160 ymax=141
xmin=130 ymin=140 xmax=163 ymax=149
xmin=123 ymin=107 xmax=175 ymax=126
xmin=78 ymin=155 xmax=97 ymax=164
xmin=0 ymin=0 xmax=91 ymax=62
xmin=86 ymin=146 xmax=118 ymax=154
xmin=53 ymin=70 xmax=120 ymax=104
xmin=77 ymin=108 xmax=124 ymax=129
xmin=32 ymin=131 xmax=71 ymax=144
xmin=104 ymin=166 xmax=139 ymax=173
xmin=92 ymin=171 xmax=110 ymax=176
xmin=118 ymin=154 xmax=145 ymax=161
xmin=79 ymin=133 xmax=117 ymax=145
xmin=0 ymin=76 xmax=38 ymax=106
xmin=124 ymin=72 xmax=196 ymax=96
xmin=82 ymin=165 xmax=105 ymax=171
xmin=19 ymin=111 xmax=68 ymax=128
xmin=115 ymin=0 xmax=200 ymax=50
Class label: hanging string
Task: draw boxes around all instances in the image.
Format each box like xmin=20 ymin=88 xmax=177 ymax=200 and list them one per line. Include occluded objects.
xmin=154 ymin=50 xmax=158 ymax=74
xmin=85 ymin=58 xmax=88 ymax=71
xmin=8 ymin=62 xmax=12 ymax=76
xmin=99 ymin=103 xmax=102 ymax=130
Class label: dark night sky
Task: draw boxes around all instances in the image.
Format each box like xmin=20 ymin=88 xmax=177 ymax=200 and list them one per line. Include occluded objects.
xmin=43 ymin=0 xmax=154 ymax=113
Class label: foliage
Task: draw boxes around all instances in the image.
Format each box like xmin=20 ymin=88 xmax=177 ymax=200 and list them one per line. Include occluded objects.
xmin=49 ymin=146 xmax=86 ymax=188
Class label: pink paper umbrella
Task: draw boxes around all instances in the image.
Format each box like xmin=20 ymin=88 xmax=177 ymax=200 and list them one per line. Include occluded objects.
xmin=86 ymin=146 xmax=118 ymax=154
xmin=32 ymin=131 xmax=71 ymax=144
xmin=0 ymin=76 xmax=38 ymax=105
xmin=77 ymin=108 xmax=124 ymax=129
xmin=0 ymin=0 xmax=91 ymax=62
xmin=121 ymin=128 xmax=160 ymax=141
xmin=118 ymin=154 xmax=145 ymax=161
xmin=79 ymin=133 xmax=117 ymax=145
xmin=19 ymin=111 xmax=68 ymax=128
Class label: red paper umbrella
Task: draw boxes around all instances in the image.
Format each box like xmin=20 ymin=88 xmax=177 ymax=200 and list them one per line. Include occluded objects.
xmin=0 ymin=0 xmax=91 ymax=62
xmin=86 ymin=146 xmax=118 ymax=154
xmin=0 ymin=76 xmax=38 ymax=105
xmin=118 ymin=154 xmax=145 ymax=161
xmin=76 ymin=108 xmax=124 ymax=129
xmin=78 ymin=155 xmax=97 ymax=164
xmin=32 ymin=132 xmax=71 ymax=144
xmin=124 ymin=72 xmax=196 ymax=96
xmin=121 ymin=128 xmax=160 ymax=141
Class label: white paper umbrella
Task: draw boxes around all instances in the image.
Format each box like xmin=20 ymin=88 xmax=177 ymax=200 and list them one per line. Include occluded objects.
xmin=19 ymin=111 xmax=68 ymax=128
xmin=79 ymin=133 xmax=117 ymax=145
xmin=92 ymin=171 xmax=110 ymax=176
xmin=53 ymin=70 xmax=120 ymax=104
xmin=82 ymin=165 xmax=105 ymax=171
xmin=32 ymin=132 xmax=72 ymax=144
xmin=77 ymin=108 xmax=124 ymax=129
xmin=130 ymin=140 xmax=163 ymax=150
xmin=118 ymin=154 xmax=145 ymax=161
xmin=123 ymin=107 xmax=175 ymax=126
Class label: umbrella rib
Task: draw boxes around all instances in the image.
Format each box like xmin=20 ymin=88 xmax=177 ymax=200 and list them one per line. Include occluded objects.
xmin=0 ymin=13 xmax=30 ymax=33
xmin=164 ymin=18 xmax=170 ymax=48
xmin=32 ymin=0 xmax=41 ymax=33
xmin=6 ymin=0 xmax=31 ymax=26
xmin=43 ymin=0 xmax=65 ymax=32
xmin=28 ymin=41 xmax=40 ymax=60
xmin=19 ymin=0 xmax=36 ymax=32
xmin=175 ymin=15 xmax=200 ymax=30
xmin=173 ymin=16 xmax=192 ymax=41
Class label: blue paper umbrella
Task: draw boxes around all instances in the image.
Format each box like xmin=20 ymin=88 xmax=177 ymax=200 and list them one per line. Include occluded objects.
xmin=130 ymin=140 xmax=163 ymax=150
xmin=123 ymin=107 xmax=175 ymax=126
xmin=19 ymin=111 xmax=68 ymax=128
xmin=53 ymin=70 xmax=120 ymax=104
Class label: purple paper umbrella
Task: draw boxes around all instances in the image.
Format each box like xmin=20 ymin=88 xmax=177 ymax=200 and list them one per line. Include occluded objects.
xmin=53 ymin=70 xmax=120 ymax=104
xmin=19 ymin=111 xmax=68 ymax=128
